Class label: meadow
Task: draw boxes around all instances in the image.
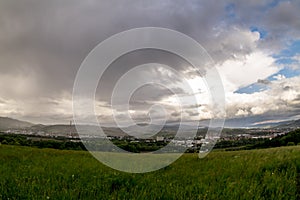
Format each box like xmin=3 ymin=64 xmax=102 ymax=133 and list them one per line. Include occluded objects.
xmin=1 ymin=144 xmax=300 ymax=199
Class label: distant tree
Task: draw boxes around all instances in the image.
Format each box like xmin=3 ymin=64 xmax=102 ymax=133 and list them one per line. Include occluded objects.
xmin=287 ymin=142 xmax=295 ymax=146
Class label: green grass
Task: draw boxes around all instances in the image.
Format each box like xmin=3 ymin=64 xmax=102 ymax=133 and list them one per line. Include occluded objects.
xmin=1 ymin=145 xmax=300 ymax=199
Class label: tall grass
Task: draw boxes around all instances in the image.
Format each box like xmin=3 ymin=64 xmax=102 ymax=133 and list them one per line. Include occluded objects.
xmin=0 ymin=145 xmax=300 ymax=199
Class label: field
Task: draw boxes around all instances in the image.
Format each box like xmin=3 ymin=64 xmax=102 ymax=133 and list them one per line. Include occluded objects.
xmin=1 ymin=145 xmax=300 ymax=199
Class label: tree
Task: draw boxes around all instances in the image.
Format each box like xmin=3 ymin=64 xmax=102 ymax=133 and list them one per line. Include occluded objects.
xmin=287 ymin=142 xmax=295 ymax=146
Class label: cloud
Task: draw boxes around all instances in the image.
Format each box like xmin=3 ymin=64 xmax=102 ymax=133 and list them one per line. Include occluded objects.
xmin=257 ymin=79 xmax=271 ymax=85
xmin=273 ymin=74 xmax=286 ymax=80
xmin=266 ymin=1 xmax=300 ymax=33
xmin=216 ymin=50 xmax=280 ymax=92
xmin=0 ymin=0 xmax=299 ymax=125
xmin=225 ymin=75 xmax=300 ymax=120
xmin=0 ymin=96 xmax=73 ymax=124
xmin=0 ymin=68 xmax=39 ymax=99
xmin=205 ymin=26 xmax=261 ymax=63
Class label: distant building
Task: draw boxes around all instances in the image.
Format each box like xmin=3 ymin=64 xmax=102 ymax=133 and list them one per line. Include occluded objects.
xmin=156 ymin=136 xmax=164 ymax=142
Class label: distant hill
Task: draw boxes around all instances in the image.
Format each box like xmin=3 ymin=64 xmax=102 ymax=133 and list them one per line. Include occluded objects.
xmin=29 ymin=124 xmax=46 ymax=131
xmin=3 ymin=116 xmax=300 ymax=137
xmin=25 ymin=124 xmax=128 ymax=137
xmin=38 ymin=125 xmax=77 ymax=135
xmin=0 ymin=117 xmax=33 ymax=131
xmin=274 ymin=119 xmax=300 ymax=129
xmin=249 ymin=129 xmax=300 ymax=150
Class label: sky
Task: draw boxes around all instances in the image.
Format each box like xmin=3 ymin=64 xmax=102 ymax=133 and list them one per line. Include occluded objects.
xmin=0 ymin=0 xmax=300 ymax=127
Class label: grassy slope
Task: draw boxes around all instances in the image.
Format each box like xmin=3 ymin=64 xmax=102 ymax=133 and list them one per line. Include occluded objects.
xmin=0 ymin=145 xmax=300 ymax=199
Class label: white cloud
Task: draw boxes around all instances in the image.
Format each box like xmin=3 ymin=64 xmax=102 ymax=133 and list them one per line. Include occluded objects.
xmin=273 ymin=74 xmax=286 ymax=80
xmin=0 ymin=97 xmax=73 ymax=124
xmin=224 ymin=75 xmax=300 ymax=118
xmin=216 ymin=50 xmax=280 ymax=93
xmin=236 ymin=109 xmax=249 ymax=116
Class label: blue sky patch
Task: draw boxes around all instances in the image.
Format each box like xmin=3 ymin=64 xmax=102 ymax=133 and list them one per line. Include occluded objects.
xmin=236 ymin=40 xmax=300 ymax=95
xmin=235 ymin=83 xmax=269 ymax=94
xmin=235 ymin=66 xmax=300 ymax=94
xmin=274 ymin=40 xmax=300 ymax=58
xmin=250 ymin=26 xmax=267 ymax=39
xmin=225 ymin=3 xmax=236 ymax=19
xmin=271 ymin=68 xmax=300 ymax=80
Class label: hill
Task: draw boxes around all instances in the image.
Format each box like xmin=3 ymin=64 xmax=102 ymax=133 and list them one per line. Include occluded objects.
xmin=275 ymin=119 xmax=300 ymax=129
xmin=0 ymin=145 xmax=299 ymax=199
xmin=0 ymin=117 xmax=33 ymax=131
xmin=246 ymin=128 xmax=300 ymax=150
xmin=26 ymin=124 xmax=128 ymax=137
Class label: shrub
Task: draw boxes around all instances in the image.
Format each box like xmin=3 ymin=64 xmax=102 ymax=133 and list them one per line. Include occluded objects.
xmin=287 ymin=142 xmax=295 ymax=146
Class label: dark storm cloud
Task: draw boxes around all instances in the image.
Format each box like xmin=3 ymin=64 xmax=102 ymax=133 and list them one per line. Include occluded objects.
xmin=95 ymin=49 xmax=190 ymax=103
xmin=231 ymin=0 xmax=300 ymax=50
xmin=0 ymin=0 xmax=300 ymax=124
xmin=257 ymin=79 xmax=271 ymax=85
xmin=0 ymin=0 xmax=227 ymax=101
xmin=266 ymin=1 xmax=300 ymax=32
xmin=0 ymin=0 xmax=297 ymax=90
xmin=129 ymin=85 xmax=185 ymax=102
xmin=171 ymin=111 xmax=181 ymax=117
xmin=186 ymin=110 xmax=200 ymax=117
xmin=186 ymin=104 xmax=203 ymax=109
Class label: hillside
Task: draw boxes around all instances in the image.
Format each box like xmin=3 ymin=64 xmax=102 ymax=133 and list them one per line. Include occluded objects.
xmin=275 ymin=119 xmax=300 ymax=129
xmin=0 ymin=145 xmax=299 ymax=199
xmin=26 ymin=124 xmax=128 ymax=137
xmin=0 ymin=117 xmax=33 ymax=131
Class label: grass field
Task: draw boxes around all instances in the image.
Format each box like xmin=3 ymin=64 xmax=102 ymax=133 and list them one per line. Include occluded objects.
xmin=1 ymin=145 xmax=300 ymax=199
